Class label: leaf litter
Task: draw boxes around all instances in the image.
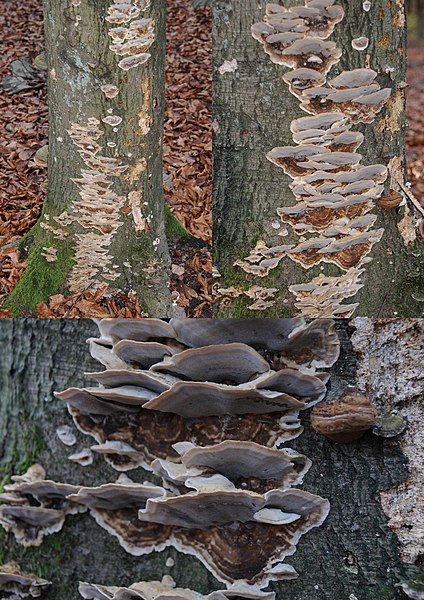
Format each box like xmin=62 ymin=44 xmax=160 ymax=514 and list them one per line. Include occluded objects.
xmin=0 ymin=0 xmax=211 ymax=317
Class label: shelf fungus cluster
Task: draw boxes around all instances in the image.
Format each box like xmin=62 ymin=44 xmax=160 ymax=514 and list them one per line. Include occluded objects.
xmin=0 ymin=319 xmax=339 ymax=594
xmin=238 ymin=0 xmax=392 ymax=317
xmin=56 ymin=318 xmax=335 ymax=591
xmin=66 ymin=119 xmax=128 ymax=292
xmin=106 ymin=1 xmax=155 ymax=71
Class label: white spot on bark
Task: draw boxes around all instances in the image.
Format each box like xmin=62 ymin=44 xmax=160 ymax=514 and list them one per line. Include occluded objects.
xmin=218 ymin=59 xmax=238 ymax=75
xmin=351 ymin=37 xmax=369 ymax=51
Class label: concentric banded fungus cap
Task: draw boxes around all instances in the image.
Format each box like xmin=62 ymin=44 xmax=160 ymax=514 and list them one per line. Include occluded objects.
xmin=139 ymin=488 xmax=328 ymax=529
xmin=55 ymin=387 xmax=145 ymax=414
xmin=279 ymin=38 xmax=342 ymax=73
xmin=256 ymin=368 xmax=327 ymax=405
xmin=169 ymin=318 xmax=301 ymax=349
xmin=67 ymin=480 xmax=165 ymax=511
xmin=142 ymin=380 xmax=306 ymax=417
xmin=97 ymin=319 xmax=176 ymax=343
xmin=329 ymin=68 xmax=377 ymax=88
xmin=90 ymin=441 xmax=147 ymax=471
xmin=175 ymin=440 xmax=312 ymax=490
xmin=151 ymin=343 xmax=270 ymax=384
xmin=4 ymin=478 xmax=81 ymax=508
xmin=113 ymin=340 xmax=172 ymax=369
xmin=311 ymin=386 xmax=378 ymax=442
xmin=86 ymin=369 xmax=174 ymax=393
xmin=273 ymin=319 xmax=339 ymax=368
xmin=0 ymin=562 xmax=51 ymax=598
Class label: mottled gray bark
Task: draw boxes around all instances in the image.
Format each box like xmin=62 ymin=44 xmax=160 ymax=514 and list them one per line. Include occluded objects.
xmin=0 ymin=319 xmax=418 ymax=600
xmin=5 ymin=0 xmax=172 ymax=317
xmin=213 ymin=0 xmax=424 ymax=318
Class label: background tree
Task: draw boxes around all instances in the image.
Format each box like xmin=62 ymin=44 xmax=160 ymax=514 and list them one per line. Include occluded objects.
xmin=0 ymin=318 xmax=422 ymax=600
xmin=4 ymin=0 xmax=183 ymax=317
xmin=213 ymin=0 xmax=424 ymax=318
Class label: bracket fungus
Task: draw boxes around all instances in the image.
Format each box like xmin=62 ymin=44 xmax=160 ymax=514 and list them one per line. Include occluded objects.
xmin=66 ymin=119 xmax=128 ymax=292
xmin=238 ymin=0 xmax=393 ymax=316
xmin=38 ymin=318 xmax=337 ymax=588
xmin=0 ymin=563 xmax=51 ymax=598
xmin=79 ymin=578 xmax=277 ymax=600
xmin=151 ymin=440 xmax=312 ymax=494
xmin=56 ymin=318 xmax=339 ymax=472
xmin=0 ymin=320 xmax=338 ymax=592
xmin=311 ymin=386 xmax=378 ymax=442
xmin=107 ymin=2 xmax=154 ymax=71
xmin=0 ymin=465 xmax=85 ymax=546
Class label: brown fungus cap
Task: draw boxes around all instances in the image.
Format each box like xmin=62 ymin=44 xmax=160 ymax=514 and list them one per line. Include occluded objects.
xmin=283 ymin=68 xmax=325 ymax=97
xmin=278 ymin=196 xmax=374 ymax=232
xmin=311 ymin=386 xmax=378 ymax=442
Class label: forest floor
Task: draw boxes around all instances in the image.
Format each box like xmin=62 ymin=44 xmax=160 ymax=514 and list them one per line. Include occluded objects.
xmin=406 ymin=42 xmax=424 ymax=240
xmin=0 ymin=0 xmax=212 ymax=317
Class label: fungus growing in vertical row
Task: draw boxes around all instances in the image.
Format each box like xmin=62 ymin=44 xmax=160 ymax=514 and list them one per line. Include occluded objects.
xmin=106 ymin=1 xmax=154 ymax=70
xmin=233 ymin=0 xmax=393 ymax=317
xmin=66 ymin=119 xmax=128 ymax=292
xmin=54 ymin=319 xmax=337 ymax=585
xmin=0 ymin=562 xmax=51 ymax=598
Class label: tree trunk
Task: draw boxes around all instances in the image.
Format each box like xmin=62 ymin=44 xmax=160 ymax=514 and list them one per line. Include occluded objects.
xmin=4 ymin=0 xmax=174 ymax=317
xmin=0 ymin=318 xmax=420 ymax=600
xmin=213 ymin=0 xmax=424 ymax=318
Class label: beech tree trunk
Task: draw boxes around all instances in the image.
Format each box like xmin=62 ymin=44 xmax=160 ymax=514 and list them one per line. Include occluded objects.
xmin=0 ymin=319 xmax=419 ymax=600
xmin=213 ymin=0 xmax=424 ymax=318
xmin=4 ymin=0 xmax=174 ymax=317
